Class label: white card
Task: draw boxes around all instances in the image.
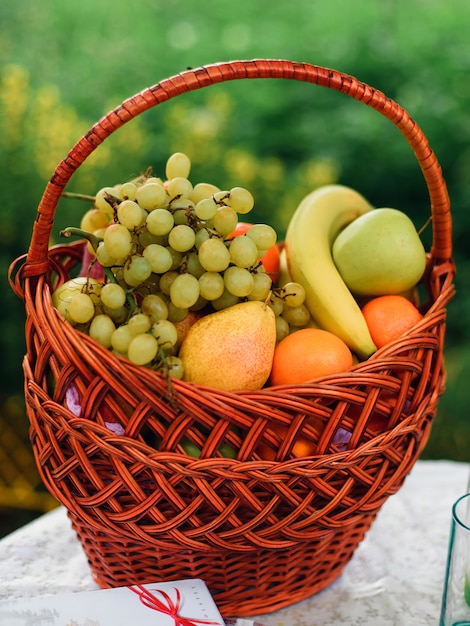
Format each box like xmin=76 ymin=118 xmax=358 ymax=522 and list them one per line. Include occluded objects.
xmin=0 ymin=578 xmax=225 ymax=625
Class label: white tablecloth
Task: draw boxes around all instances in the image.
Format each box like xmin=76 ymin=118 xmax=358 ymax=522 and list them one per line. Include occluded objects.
xmin=0 ymin=460 xmax=468 ymax=625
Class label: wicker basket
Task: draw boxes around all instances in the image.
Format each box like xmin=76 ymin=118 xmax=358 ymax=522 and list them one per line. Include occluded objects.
xmin=9 ymin=60 xmax=455 ymax=617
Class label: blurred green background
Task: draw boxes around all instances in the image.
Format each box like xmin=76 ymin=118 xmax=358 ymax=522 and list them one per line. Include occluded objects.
xmin=1 ymin=0 xmax=469 ymax=535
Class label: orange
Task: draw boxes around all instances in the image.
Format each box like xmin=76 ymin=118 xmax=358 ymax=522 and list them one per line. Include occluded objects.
xmin=260 ymin=243 xmax=281 ymax=282
xmin=269 ymin=328 xmax=354 ymax=386
xmin=255 ymin=419 xmax=322 ymax=460
xmin=361 ymin=294 xmax=423 ymax=349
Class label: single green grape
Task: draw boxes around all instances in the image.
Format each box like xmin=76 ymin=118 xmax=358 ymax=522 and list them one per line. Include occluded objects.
xmin=123 ymin=255 xmax=152 ymax=286
xmin=223 ymin=265 xmax=254 ymax=298
xmin=96 ymin=241 xmax=118 ymax=268
xmin=145 ymin=176 xmax=164 ymax=185
xmin=103 ymin=304 xmax=129 ymax=325
xmin=268 ymin=293 xmax=285 ymax=317
xmin=119 ymin=181 xmax=138 ymax=201
xmin=165 ymin=152 xmax=191 ymax=180
xmin=170 ymin=197 xmax=195 ymax=213
xmin=229 ymin=235 xmax=259 ymax=268
xmin=213 ymin=190 xmax=230 ymax=203
xmin=103 ymin=223 xmax=134 ymax=259
xmin=280 ymin=282 xmax=307 ymax=307
xmin=95 ymin=186 xmax=120 ymax=217
xmin=80 ymin=208 xmax=109 ymax=233
xmin=172 ymin=207 xmax=191 ymax=225
xmin=186 ymin=251 xmax=206 ymax=278
xmin=211 ymin=289 xmax=240 ymax=311
xmin=167 ymin=176 xmax=193 ymax=200
xmin=281 ymin=304 xmax=311 ymax=327
xmin=167 ymin=246 xmax=183 ymax=270
xmin=151 ymin=319 xmax=178 ymax=349
xmin=275 ymin=316 xmax=290 ymax=343
xmin=117 ymin=199 xmax=146 ymax=229
xmin=127 ymin=313 xmax=152 ymax=336
xmin=166 ymin=301 xmax=188 ymax=323
xmin=68 ymin=292 xmax=96 ymax=324
xmin=198 ymin=237 xmax=230 ymax=272
xmin=195 ymin=228 xmax=210 ymax=249
xmin=164 ymin=355 xmax=184 ymax=379
xmin=138 ymin=229 xmax=168 ymax=248
xmin=213 ymin=205 xmax=238 ymax=237
xmin=169 ymin=273 xmax=200 ymax=309
xmin=190 ymin=294 xmax=208 ymax=311
xmin=198 ymin=271 xmax=225 ymax=301
xmin=191 ymin=182 xmax=220 ymax=204
xmin=246 ymin=223 xmax=277 ymax=251
xmin=89 ymin=314 xmax=116 ymax=348
xmin=141 ymin=293 xmax=169 ymax=322
xmin=159 ymin=271 xmax=179 ymax=295
xmin=194 ymin=197 xmax=218 ymax=221
xmin=143 ymin=244 xmax=173 ymax=274
xmin=127 ymin=332 xmax=159 ymax=365
xmin=168 ymin=224 xmax=196 ymax=252
xmin=136 ymin=182 xmax=168 ymax=210
xmin=146 ymin=207 xmax=174 ymax=236
xmin=247 ymin=271 xmax=273 ymax=301
xmin=140 ymin=272 xmax=161 ymax=294
xmin=100 ymin=282 xmax=127 ymax=309
xmin=228 ymin=186 xmax=254 ymax=214
xmin=110 ymin=324 xmax=133 ymax=353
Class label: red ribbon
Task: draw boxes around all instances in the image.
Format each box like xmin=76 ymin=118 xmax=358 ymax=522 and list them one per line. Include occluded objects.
xmin=128 ymin=584 xmax=221 ymax=626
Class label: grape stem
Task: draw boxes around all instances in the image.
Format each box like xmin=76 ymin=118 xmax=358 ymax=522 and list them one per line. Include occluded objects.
xmin=104 ymin=192 xmax=121 ymax=220
xmin=263 ymin=291 xmax=273 ymax=309
xmin=62 ymin=192 xmax=96 ymax=203
xmin=60 ymin=226 xmax=102 ymax=251
xmin=156 ymin=348 xmax=177 ymax=407
xmin=214 ymin=191 xmax=230 ymax=205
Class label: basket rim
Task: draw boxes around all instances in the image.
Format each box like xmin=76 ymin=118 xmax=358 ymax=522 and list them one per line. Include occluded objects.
xmin=19 ymin=58 xmax=452 ymax=281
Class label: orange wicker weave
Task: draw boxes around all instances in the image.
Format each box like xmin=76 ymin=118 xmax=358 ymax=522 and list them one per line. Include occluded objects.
xmin=9 ymin=60 xmax=455 ymax=617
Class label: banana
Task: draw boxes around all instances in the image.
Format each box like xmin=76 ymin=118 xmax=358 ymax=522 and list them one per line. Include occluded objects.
xmin=285 ymin=184 xmax=378 ymax=360
xmin=277 ymin=246 xmax=292 ymax=288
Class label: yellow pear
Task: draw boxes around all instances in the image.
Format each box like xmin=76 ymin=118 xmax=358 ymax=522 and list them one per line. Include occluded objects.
xmin=179 ymin=300 xmax=276 ymax=391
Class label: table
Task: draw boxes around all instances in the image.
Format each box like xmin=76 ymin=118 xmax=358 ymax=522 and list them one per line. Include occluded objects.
xmin=0 ymin=460 xmax=468 ymax=625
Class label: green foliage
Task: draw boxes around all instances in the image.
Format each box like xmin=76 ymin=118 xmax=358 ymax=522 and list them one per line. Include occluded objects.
xmin=1 ymin=0 xmax=469 ymax=460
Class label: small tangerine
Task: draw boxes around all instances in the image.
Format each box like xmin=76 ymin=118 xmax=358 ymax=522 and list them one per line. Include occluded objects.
xmin=269 ymin=327 xmax=353 ymax=386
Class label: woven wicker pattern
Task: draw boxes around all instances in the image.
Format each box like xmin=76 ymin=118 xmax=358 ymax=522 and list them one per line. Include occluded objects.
xmin=9 ymin=60 xmax=455 ymax=617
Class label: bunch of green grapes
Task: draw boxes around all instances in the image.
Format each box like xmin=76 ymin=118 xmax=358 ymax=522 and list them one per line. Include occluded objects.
xmin=54 ymin=152 xmax=277 ymax=376
xmin=269 ymin=281 xmax=316 ymax=343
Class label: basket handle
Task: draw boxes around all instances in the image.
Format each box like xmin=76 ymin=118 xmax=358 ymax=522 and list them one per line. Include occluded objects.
xmin=23 ymin=59 xmax=452 ymax=278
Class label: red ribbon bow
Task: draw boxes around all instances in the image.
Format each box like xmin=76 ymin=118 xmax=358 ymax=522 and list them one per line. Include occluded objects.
xmin=128 ymin=584 xmax=221 ymax=626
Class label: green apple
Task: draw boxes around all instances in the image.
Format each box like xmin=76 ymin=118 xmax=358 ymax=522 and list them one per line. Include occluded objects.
xmin=332 ymin=207 xmax=427 ymax=296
